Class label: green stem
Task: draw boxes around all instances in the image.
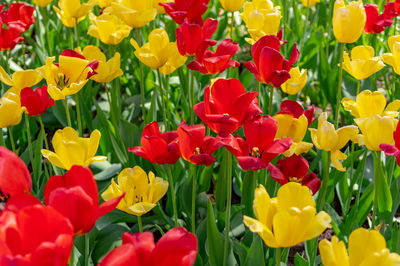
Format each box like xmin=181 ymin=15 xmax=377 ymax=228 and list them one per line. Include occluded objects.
xmin=137 ymin=216 xmax=143 ymax=232
xmin=223 ymin=151 xmax=233 ymax=266
xmin=230 ymin=12 xmax=235 ymax=40
xmin=164 ymin=75 xmax=171 ymax=130
xmin=74 ymin=19 xmax=80 ymax=46
xmin=24 ymin=113 xmax=34 ymax=168
xmin=157 ymin=70 xmax=169 ymax=130
xmin=167 ymin=165 xmax=179 ymax=227
xmin=84 ymin=234 xmax=89 ymax=266
xmin=8 ymin=127 xmax=15 ymax=154
xmin=276 ymin=247 xmax=282 ymax=266
xmin=318 ymin=150 xmax=330 ymax=211
xmin=136 ymin=29 xmax=146 ymax=121
xmin=300 ymin=2 xmax=310 ymax=50
xmin=0 ymin=129 xmax=4 ymax=146
xmin=38 ymin=115 xmax=49 ymax=150
xmin=75 ymin=94 xmax=82 ymax=136
xmin=189 ymin=70 xmax=195 ymax=123
xmin=64 ymin=99 xmax=72 ymax=127
xmin=334 ymin=43 xmax=345 ymax=128
xmin=356 ymin=80 xmax=361 ymax=96
xmin=268 ymin=86 xmax=274 ymax=115
xmin=191 ymin=165 xmax=197 ymax=233
xmin=372 ymin=151 xmax=382 ymax=228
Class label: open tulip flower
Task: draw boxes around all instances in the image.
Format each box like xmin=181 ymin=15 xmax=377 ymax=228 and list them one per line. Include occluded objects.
xmin=0 ymin=20 xmax=24 ymax=51
xmin=0 ymin=65 xmax=42 ymax=92
xmin=267 ymin=155 xmax=321 ymax=194
xmin=101 ymin=166 xmax=168 ymax=216
xmin=244 ymin=182 xmax=331 ymax=248
xmin=187 ymin=39 xmax=240 ymax=75
xmin=41 ymin=127 xmax=107 ymax=170
xmin=100 ymin=227 xmax=198 ymax=266
xmin=364 ymin=4 xmax=394 ymax=34
xmin=382 ymin=35 xmax=400 ymax=75
xmin=280 ymin=67 xmax=307 ymax=95
xmin=88 ymin=12 xmax=132 ymax=45
xmin=160 ymin=0 xmax=209 ymax=25
xmin=37 ymin=49 xmax=98 ymax=100
xmin=310 ymin=112 xmax=359 ymax=171
xmin=109 ymin=0 xmax=156 ymax=28
xmin=342 ymin=46 xmax=385 ymax=81
xmin=0 ymin=3 xmax=35 ymax=31
xmin=301 ymin=0 xmax=320 ymax=7
xmin=20 ymin=85 xmax=55 ymax=116
xmin=0 ymin=89 xmax=25 ymax=128
xmin=219 ymin=0 xmax=245 ymax=12
xmin=342 ymin=90 xmax=400 ymax=119
xmin=44 ymin=166 xmax=124 ymax=235
xmin=234 ymin=115 xmax=292 ymax=171
xmin=319 ymin=228 xmax=400 ymax=265
xmin=128 ymin=121 xmax=180 ymax=165
xmin=194 ymin=78 xmax=262 ymax=137
xmin=333 ymin=0 xmax=366 ymax=43
xmin=274 ymin=100 xmax=314 ymax=156
xmin=241 ymin=0 xmax=282 ymax=44
xmin=245 ymin=34 xmax=300 ymax=87
xmin=54 ymin=0 xmax=96 ymax=27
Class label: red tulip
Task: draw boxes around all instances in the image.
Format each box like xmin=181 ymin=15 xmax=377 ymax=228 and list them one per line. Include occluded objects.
xmin=177 ymin=122 xmax=222 ymax=166
xmin=100 ymin=227 xmax=197 ymax=266
xmin=194 ymin=78 xmax=262 ymax=137
xmin=0 ymin=147 xmax=31 ymax=199
xmin=267 ymin=155 xmax=321 ymax=194
xmin=176 ymin=18 xmax=218 ymax=57
xmin=0 ymin=14 xmax=24 ymax=51
xmin=276 ymin=100 xmax=315 ymax=126
xmin=234 ymin=115 xmax=292 ymax=171
xmin=380 ymin=122 xmax=400 ymax=166
xmin=160 ymin=0 xmax=209 ymax=25
xmin=0 ymin=204 xmax=74 ymax=266
xmin=2 ymin=3 xmax=35 ymax=31
xmin=244 ymin=35 xmax=300 ymax=88
xmin=384 ymin=1 xmax=400 ymax=18
xmin=187 ymin=39 xmax=240 ymax=74
xmin=364 ymin=4 xmax=393 ymax=34
xmin=128 ymin=121 xmax=180 ymax=164
xmin=44 ymin=165 xmax=124 ymax=236
xmin=20 ymin=85 xmax=55 ymax=116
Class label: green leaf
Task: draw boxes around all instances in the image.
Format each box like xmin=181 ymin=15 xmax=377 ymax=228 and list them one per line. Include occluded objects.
xmin=244 ymin=234 xmax=265 ymax=266
xmin=294 ymin=253 xmax=309 ymax=266
xmin=241 ymin=171 xmax=256 ymax=217
xmin=206 ymin=199 xmax=225 ymax=266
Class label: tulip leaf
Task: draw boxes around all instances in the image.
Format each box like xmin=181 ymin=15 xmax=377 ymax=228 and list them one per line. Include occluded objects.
xmin=215 ymin=152 xmax=227 ymax=212
xmin=244 ymin=234 xmax=265 ymax=266
xmin=93 ymin=163 xmax=122 ymax=181
xmin=294 ymin=253 xmax=308 ymax=266
xmin=241 ymin=171 xmax=257 ymax=217
xmin=373 ymin=152 xmax=392 ymax=213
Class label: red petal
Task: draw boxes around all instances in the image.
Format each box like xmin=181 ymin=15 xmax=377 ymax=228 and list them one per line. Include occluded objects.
xmin=301 ymin=173 xmax=321 ymax=195
xmin=96 ymin=193 xmax=125 ymax=220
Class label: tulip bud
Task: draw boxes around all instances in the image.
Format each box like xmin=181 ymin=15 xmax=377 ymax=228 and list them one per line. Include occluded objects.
xmin=333 ymin=0 xmax=366 ymax=43
xmin=219 ymin=0 xmax=246 ymax=12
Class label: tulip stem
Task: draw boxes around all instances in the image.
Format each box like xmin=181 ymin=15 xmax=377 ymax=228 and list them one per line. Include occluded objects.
xmin=7 ymin=127 xmax=15 ymax=154
xmin=137 ymin=216 xmax=143 ymax=232
xmin=372 ymin=151 xmax=382 ymax=228
xmin=299 ymin=1 xmax=311 ymax=50
xmin=189 ymin=69 xmax=195 ymax=124
xmin=268 ymin=86 xmax=274 ymax=115
xmin=223 ymin=151 xmax=232 ymax=266
xmin=356 ymin=80 xmax=361 ymax=96
xmin=318 ymin=150 xmax=330 ymax=211
xmin=75 ymin=94 xmax=82 ymax=136
xmin=191 ymin=164 xmax=197 ymax=233
xmin=38 ymin=115 xmax=50 ymax=151
xmin=276 ymin=247 xmax=282 ymax=266
xmin=84 ymin=234 xmax=89 ymax=266
xmin=24 ymin=113 xmax=34 ymax=171
xmin=136 ymin=29 xmax=147 ymax=121
xmin=334 ymin=43 xmax=345 ymax=128
xmin=167 ymin=165 xmax=179 ymax=227
xmin=230 ymin=12 xmax=235 ymax=40
xmin=64 ymin=99 xmax=72 ymax=127
xmin=0 ymin=129 xmax=4 ymax=147
xmin=157 ymin=70 xmax=169 ymax=130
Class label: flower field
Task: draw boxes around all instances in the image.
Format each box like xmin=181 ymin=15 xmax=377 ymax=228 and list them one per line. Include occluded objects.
xmin=2 ymin=0 xmax=400 ymax=265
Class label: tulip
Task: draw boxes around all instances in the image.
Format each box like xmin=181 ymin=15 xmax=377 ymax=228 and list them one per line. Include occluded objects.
xmin=381 ymin=122 xmax=400 ymax=166
xmin=44 ymin=166 xmax=123 ymax=235
xmin=41 ymin=127 xmax=107 ymax=170
xmin=187 ymin=39 xmax=240 ymax=74
xmin=268 ymin=155 xmax=321 ymax=194
xmin=109 ymin=0 xmax=157 ymax=28
xmin=219 ymin=0 xmax=245 ymax=12
xmin=0 ymin=89 xmax=25 ymax=128
xmin=97 ymin=0 xmax=114 ymax=8
xmin=280 ymin=67 xmax=307 ymax=95
xmin=88 ymin=12 xmax=132 ymax=45
xmin=0 ymin=204 xmax=74 ymax=266
xmin=20 ymin=85 xmax=55 ymax=116
xmin=342 ymin=46 xmax=384 ymax=80
xmin=0 ymin=21 xmax=24 ymax=51
xmin=128 ymin=121 xmax=180 ymax=164
xmin=102 ymin=166 xmax=168 ymax=216
xmin=342 ymin=90 xmax=400 ymax=118
xmin=33 ymin=0 xmax=53 ymax=7
xmin=301 ymin=0 xmax=320 ymax=7
xmin=355 ymin=115 xmax=398 ymax=151
xmin=159 ymin=42 xmax=188 ymax=75
xmin=176 ymin=18 xmax=218 ymax=56
xmin=244 ymin=182 xmax=331 ymax=248
xmin=53 ymin=0 xmax=96 ymax=27
xmin=274 ymin=100 xmax=314 ymax=156
xmin=81 ymin=45 xmax=123 ymax=83
xmin=364 ymin=4 xmax=393 ymax=34
xmin=234 ymin=115 xmax=292 ymax=171
xmin=385 ymin=1 xmax=400 ymax=18
xmin=1 ymin=3 xmax=35 ymax=31
xmin=37 ymin=49 xmax=98 ymax=100
xmin=319 ymin=228 xmax=400 ymax=265
xmin=0 ymin=147 xmax=31 ymax=199
xmin=0 ymin=65 xmax=42 ymax=92
xmin=382 ymin=35 xmax=400 ymax=75
xmin=332 ymin=0 xmax=366 ymax=43
xmin=160 ymin=0 xmax=209 ymax=25
xmin=99 ymin=227 xmax=198 ymax=266
xmin=309 ymin=112 xmax=359 ymax=171
xmin=177 ymin=122 xmax=222 ymax=166
xmin=244 ymin=35 xmax=300 ymax=87
xmin=241 ymin=0 xmax=281 ymax=44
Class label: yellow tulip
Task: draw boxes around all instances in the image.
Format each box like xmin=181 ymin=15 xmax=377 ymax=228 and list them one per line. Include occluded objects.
xmin=219 ymin=0 xmax=246 ymax=12
xmin=101 ymin=166 xmax=168 ymax=216
xmin=301 ymin=0 xmax=320 ymax=7
xmin=354 ymin=115 xmax=398 ymax=151
xmin=53 ymin=0 xmax=96 ymax=28
xmin=37 ymin=55 xmax=95 ymax=100
xmin=153 ymin=0 xmax=173 ymax=14
xmin=41 ymin=127 xmax=107 ymax=170
xmin=88 ymin=12 xmax=131 ymax=45
xmin=98 ymin=0 xmax=114 ymax=8
xmin=243 ymin=183 xmax=331 ymax=248
xmin=274 ymin=112 xmax=313 ymax=156
xmin=281 ymin=67 xmax=307 ymax=95
xmin=159 ymin=42 xmax=187 ymax=75
xmin=332 ymin=0 xmax=366 ymax=43
xmin=81 ymin=45 xmax=123 ymax=83
xmin=309 ymin=112 xmax=358 ymax=171
xmin=109 ymin=0 xmax=157 ymax=28
xmin=0 ymin=89 xmax=25 ymax=128
xmin=319 ymin=228 xmax=400 ymax=266
xmin=33 ymin=0 xmax=53 ymax=7
xmin=343 ymin=46 xmax=384 ymax=80
xmin=342 ymin=90 xmax=400 ymax=119
xmin=241 ymin=0 xmax=281 ymax=44
xmin=382 ymin=35 xmax=400 ymax=75
xmin=0 ymin=65 xmax=42 ymax=92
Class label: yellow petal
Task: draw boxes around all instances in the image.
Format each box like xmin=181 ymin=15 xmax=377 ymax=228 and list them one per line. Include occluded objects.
xmin=0 ymin=65 xmax=13 ymax=86
xmin=243 ymin=215 xmax=279 ymax=248
xmin=334 ymin=125 xmax=358 ymax=150
xmin=128 ymin=202 xmax=156 ymax=216
xmin=331 ymin=150 xmax=347 ymax=172
xmin=349 ymin=228 xmax=387 ymax=266
xmin=277 ymin=182 xmax=315 ymax=211
xmin=319 ymin=236 xmax=350 ymax=266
